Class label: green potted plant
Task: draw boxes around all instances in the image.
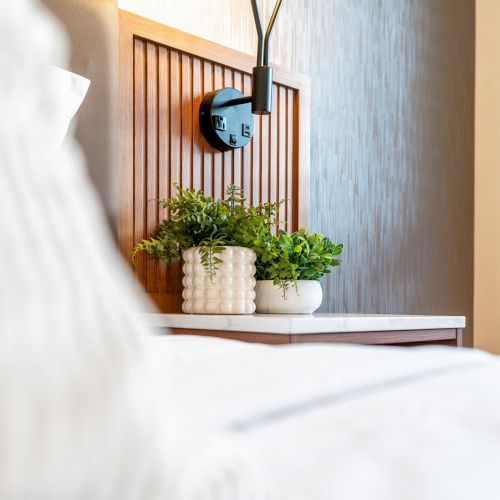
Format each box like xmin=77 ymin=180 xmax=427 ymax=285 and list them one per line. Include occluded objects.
xmin=132 ymin=184 xmax=280 ymax=314
xmin=253 ymin=228 xmax=343 ymax=314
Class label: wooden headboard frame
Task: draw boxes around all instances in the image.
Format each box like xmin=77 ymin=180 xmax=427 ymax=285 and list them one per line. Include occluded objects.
xmin=118 ymin=10 xmax=310 ymax=312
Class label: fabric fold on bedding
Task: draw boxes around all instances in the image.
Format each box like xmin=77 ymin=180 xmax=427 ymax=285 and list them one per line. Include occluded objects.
xmin=149 ymin=335 xmax=500 ymax=500
xmin=149 ymin=335 xmax=495 ymax=431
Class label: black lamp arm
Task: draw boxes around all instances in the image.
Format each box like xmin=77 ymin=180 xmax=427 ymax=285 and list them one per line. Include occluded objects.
xmin=263 ymin=0 xmax=284 ymax=66
xmin=250 ymin=0 xmax=264 ymax=67
xmin=227 ymin=0 xmax=284 ymax=115
xmin=227 ymin=95 xmax=253 ymax=106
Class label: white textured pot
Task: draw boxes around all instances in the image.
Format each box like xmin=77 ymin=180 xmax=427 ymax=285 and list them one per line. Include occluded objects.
xmin=182 ymin=246 xmax=256 ymax=314
xmin=254 ymin=280 xmax=323 ymax=314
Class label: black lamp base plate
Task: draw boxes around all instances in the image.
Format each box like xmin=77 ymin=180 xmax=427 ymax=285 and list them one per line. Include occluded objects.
xmin=199 ymin=88 xmax=254 ymax=152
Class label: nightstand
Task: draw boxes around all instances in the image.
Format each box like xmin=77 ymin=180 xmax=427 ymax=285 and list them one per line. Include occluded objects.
xmin=147 ymin=314 xmax=465 ymax=347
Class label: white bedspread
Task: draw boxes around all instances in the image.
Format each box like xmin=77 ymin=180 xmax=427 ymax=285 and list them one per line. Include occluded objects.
xmin=149 ymin=335 xmax=500 ymax=500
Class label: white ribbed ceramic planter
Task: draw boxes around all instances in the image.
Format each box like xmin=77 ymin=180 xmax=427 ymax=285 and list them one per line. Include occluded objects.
xmin=182 ymin=246 xmax=256 ymax=314
xmin=254 ymin=280 xmax=323 ymax=314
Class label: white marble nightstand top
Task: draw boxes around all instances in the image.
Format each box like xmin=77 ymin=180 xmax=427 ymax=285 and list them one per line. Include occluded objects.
xmin=145 ymin=313 xmax=465 ymax=335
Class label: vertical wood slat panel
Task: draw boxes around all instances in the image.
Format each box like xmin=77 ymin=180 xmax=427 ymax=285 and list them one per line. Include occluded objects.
xmin=122 ymin=15 xmax=308 ymax=312
xmin=291 ymin=89 xmax=300 ymax=231
xmin=232 ymin=71 xmax=243 ymax=190
xmin=242 ymin=73 xmax=252 ymax=203
xmin=146 ymin=42 xmax=159 ymax=293
xmin=252 ymin=116 xmax=261 ymax=206
xmin=287 ymin=88 xmax=294 ymax=233
xmin=269 ymin=84 xmax=278 ymax=210
xmin=169 ymin=50 xmax=182 ymax=294
xmin=278 ymin=85 xmax=287 ymax=231
xmin=158 ymin=46 xmax=170 ymax=294
xmin=133 ymin=38 xmax=146 ymax=287
xmin=145 ymin=43 xmax=159 ymax=293
xmin=181 ymin=54 xmax=192 ymax=189
xmin=212 ymin=65 xmax=223 ymax=200
xmin=192 ymin=58 xmax=203 ymax=190
xmin=202 ymin=61 xmax=213 ymax=195
xmin=260 ymin=113 xmax=269 ymax=204
xmin=223 ymin=67 xmax=234 ymax=195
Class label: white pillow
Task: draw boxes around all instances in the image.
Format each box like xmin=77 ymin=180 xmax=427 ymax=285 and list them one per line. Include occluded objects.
xmin=48 ymin=65 xmax=90 ymax=145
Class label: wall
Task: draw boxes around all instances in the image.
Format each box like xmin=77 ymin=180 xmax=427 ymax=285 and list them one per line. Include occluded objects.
xmin=42 ymin=0 xmax=119 ymax=228
xmin=118 ymin=0 xmax=476 ymax=345
xmin=475 ymin=0 xmax=500 ymax=354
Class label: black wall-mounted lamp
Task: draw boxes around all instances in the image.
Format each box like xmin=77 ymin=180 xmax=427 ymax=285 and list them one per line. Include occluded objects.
xmin=199 ymin=0 xmax=284 ymax=152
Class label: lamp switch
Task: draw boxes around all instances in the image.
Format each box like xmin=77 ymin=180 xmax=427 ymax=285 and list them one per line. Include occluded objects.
xmin=213 ymin=115 xmax=227 ymax=131
xmin=242 ymin=123 xmax=252 ymax=138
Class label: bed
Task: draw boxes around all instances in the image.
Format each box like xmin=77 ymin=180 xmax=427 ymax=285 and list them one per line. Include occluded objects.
xmin=2 ymin=1 xmax=499 ymax=499
xmin=149 ymin=334 xmax=500 ymax=499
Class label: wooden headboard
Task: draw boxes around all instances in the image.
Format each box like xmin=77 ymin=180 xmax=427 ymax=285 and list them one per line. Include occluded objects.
xmin=118 ymin=10 xmax=310 ymax=312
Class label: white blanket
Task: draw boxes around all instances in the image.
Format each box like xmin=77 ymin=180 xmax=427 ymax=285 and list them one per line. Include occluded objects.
xmin=150 ymin=335 xmax=500 ymax=500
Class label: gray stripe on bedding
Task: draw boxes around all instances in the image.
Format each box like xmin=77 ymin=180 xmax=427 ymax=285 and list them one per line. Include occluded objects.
xmin=228 ymin=361 xmax=488 ymax=432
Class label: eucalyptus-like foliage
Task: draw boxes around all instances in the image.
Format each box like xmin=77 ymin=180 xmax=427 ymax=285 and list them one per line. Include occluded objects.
xmin=132 ymin=184 xmax=281 ymax=280
xmin=254 ymin=228 xmax=343 ymax=298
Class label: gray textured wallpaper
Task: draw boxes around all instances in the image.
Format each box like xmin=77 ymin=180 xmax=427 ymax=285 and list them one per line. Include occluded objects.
xmin=270 ymin=0 xmax=475 ymax=343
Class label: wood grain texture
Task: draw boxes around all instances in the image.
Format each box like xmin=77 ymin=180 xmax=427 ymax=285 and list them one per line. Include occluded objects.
xmin=167 ymin=327 xmax=460 ymax=347
xmin=119 ymin=11 xmax=310 ymax=311
xmin=290 ymin=329 xmax=458 ymax=345
xmin=168 ymin=328 xmax=292 ymax=345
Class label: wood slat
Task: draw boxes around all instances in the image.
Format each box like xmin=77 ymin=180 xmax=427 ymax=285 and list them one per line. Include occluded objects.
xmin=146 ymin=42 xmax=159 ymax=292
xmin=192 ymin=58 xmax=203 ymax=190
xmin=157 ymin=46 xmax=169 ymax=294
xmin=118 ymin=14 xmax=134 ymax=262
xmin=269 ymin=84 xmax=278 ymax=209
xmin=251 ymin=114 xmax=261 ymax=206
xmin=242 ymin=73 xmax=252 ymax=201
xmin=260 ymin=114 xmax=269 ymax=204
xmin=133 ymin=38 xmax=146 ymax=286
xmin=169 ymin=50 xmax=182 ymax=293
xmin=278 ymin=85 xmax=287 ymax=231
xmin=232 ymin=71 xmax=243 ymax=190
xmin=181 ymin=54 xmax=192 ymax=189
xmin=223 ymin=67 xmax=234 ymax=194
xmin=291 ymin=89 xmax=300 ymax=230
xmin=202 ymin=60 xmax=213 ymax=194
xmin=119 ymin=12 xmax=310 ymax=312
xmin=286 ymin=88 xmax=294 ymax=232
xmin=212 ymin=64 xmax=223 ymax=200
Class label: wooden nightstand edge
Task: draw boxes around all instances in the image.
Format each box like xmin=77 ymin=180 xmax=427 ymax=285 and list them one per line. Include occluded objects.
xmin=165 ymin=327 xmax=460 ymax=347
